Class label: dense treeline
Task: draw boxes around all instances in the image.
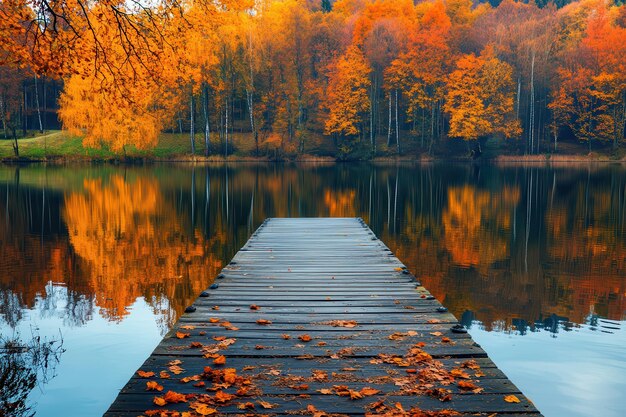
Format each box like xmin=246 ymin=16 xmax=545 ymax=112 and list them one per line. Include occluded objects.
xmin=0 ymin=0 xmax=625 ymax=157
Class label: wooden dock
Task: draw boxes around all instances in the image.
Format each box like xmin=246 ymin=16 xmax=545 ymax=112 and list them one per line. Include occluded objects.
xmin=105 ymin=217 xmax=542 ymax=417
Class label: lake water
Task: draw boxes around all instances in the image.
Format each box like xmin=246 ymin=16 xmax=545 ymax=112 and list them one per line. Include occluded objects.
xmin=0 ymin=163 xmax=624 ymax=417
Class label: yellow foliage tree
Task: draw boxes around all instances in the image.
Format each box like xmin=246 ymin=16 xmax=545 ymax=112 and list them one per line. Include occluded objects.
xmin=445 ymin=46 xmax=521 ymax=141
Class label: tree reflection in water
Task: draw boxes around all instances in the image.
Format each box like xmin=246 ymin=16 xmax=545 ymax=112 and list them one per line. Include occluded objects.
xmin=0 ymin=329 xmax=64 ymax=417
xmin=0 ymin=164 xmax=623 ymax=335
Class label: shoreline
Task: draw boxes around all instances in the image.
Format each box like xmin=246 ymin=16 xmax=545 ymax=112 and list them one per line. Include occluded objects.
xmin=1 ymin=153 xmax=625 ymax=165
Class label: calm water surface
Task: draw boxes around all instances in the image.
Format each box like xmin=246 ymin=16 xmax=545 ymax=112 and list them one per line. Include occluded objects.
xmin=0 ymin=163 xmax=624 ymax=417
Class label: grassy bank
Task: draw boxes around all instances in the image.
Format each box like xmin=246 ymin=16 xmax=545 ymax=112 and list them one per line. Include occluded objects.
xmin=1 ymin=130 xmax=624 ymax=163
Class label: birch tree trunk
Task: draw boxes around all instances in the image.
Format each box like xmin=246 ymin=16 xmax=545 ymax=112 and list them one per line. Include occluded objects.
xmin=224 ymin=97 xmax=229 ymax=157
xmin=34 ymin=74 xmax=43 ymax=133
xmin=203 ymin=85 xmax=210 ymax=157
xmin=529 ymin=51 xmax=535 ymax=154
xmin=387 ymin=93 xmax=392 ymax=146
xmin=190 ymin=92 xmax=196 ymax=155
xmin=395 ymin=89 xmax=400 ymax=155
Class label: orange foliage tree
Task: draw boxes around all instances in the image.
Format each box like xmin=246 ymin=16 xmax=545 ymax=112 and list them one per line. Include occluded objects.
xmin=1 ymin=0 xmax=625 ymax=156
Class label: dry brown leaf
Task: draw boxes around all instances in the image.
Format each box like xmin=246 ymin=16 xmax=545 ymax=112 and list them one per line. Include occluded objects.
xmin=299 ymin=334 xmax=312 ymax=342
xmin=175 ymin=332 xmax=190 ymax=339
xmin=153 ymin=396 xmax=166 ymax=406
xmin=281 ymin=334 xmax=291 ymax=340
xmin=250 ymin=304 xmax=260 ymax=310
xmin=159 ymin=371 xmax=170 ymax=379
xmin=258 ymin=400 xmax=277 ymax=409
xmin=213 ymin=355 xmax=226 ymax=365
xmin=430 ymin=331 xmax=443 ymax=337
xmin=208 ymin=318 xmax=220 ymax=323
xmin=256 ymin=319 xmax=272 ymax=325
xmin=180 ymin=325 xmax=195 ymax=330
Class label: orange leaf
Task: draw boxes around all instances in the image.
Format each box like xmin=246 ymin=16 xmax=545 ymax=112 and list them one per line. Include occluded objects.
xmin=214 ymin=390 xmax=236 ymax=403
xmin=176 ymin=332 xmax=190 ymax=339
xmin=360 ymin=387 xmax=380 ymax=396
xmin=137 ymin=370 xmax=155 ymax=378
xmin=250 ymin=304 xmax=260 ymax=310
xmin=237 ymin=402 xmax=255 ymax=410
xmin=180 ymin=325 xmax=195 ymax=330
xmin=256 ymin=319 xmax=272 ymax=325
xmin=213 ymin=355 xmax=226 ymax=365
xmin=349 ymin=390 xmax=363 ymax=400
xmin=146 ymin=381 xmax=164 ymax=391
xmin=159 ymin=371 xmax=170 ymax=379
xmin=153 ymin=396 xmax=166 ymax=406
xmin=209 ymin=318 xmax=220 ymax=323
xmin=282 ymin=334 xmax=291 ymax=340
xmin=458 ymin=380 xmax=478 ymax=390
xmin=299 ymin=334 xmax=312 ymax=342
xmin=195 ymin=404 xmax=217 ymax=415
xmin=163 ymin=390 xmax=187 ymax=403
xmin=504 ymin=395 xmax=521 ymax=403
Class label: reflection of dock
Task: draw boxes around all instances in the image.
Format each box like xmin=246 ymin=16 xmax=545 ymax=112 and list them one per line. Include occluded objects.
xmin=104 ymin=218 xmax=542 ymax=416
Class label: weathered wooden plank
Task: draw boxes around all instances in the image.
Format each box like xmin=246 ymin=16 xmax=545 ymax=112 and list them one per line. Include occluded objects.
xmin=104 ymin=218 xmax=543 ymax=417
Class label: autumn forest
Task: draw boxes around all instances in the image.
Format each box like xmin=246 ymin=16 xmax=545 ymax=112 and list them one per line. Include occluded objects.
xmin=1 ymin=0 xmax=626 ymax=158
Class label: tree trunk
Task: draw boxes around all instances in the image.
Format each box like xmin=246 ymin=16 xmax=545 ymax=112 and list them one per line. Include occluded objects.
xmin=34 ymin=74 xmax=43 ymax=133
xmin=529 ymin=51 xmax=535 ymax=154
xmin=387 ymin=93 xmax=392 ymax=146
xmin=224 ymin=98 xmax=229 ymax=157
xmin=395 ymin=89 xmax=400 ymax=155
xmin=0 ymin=94 xmax=7 ymax=140
xmin=190 ymin=92 xmax=196 ymax=155
xmin=203 ymin=85 xmax=210 ymax=157
xmin=12 ymin=127 xmax=18 ymax=157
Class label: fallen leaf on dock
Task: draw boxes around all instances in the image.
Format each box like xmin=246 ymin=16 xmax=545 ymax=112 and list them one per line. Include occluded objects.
xmin=504 ymin=394 xmax=521 ymax=403
xmin=258 ymin=400 xmax=277 ymax=409
xmin=153 ymin=396 xmax=166 ymax=406
xmin=137 ymin=370 xmax=155 ymax=378
xmin=146 ymin=381 xmax=163 ymax=391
